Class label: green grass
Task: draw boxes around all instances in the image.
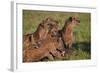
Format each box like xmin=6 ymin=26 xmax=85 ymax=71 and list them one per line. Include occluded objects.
xmin=23 ymin=10 xmax=91 ymax=60
xmin=69 ymin=48 xmax=90 ymax=60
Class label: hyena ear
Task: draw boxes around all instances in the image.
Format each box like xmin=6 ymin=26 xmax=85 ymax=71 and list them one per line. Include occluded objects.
xmin=68 ymin=16 xmax=73 ymax=21
xmin=46 ymin=18 xmax=51 ymax=21
xmin=69 ymin=16 xmax=77 ymax=21
xmin=44 ymin=17 xmax=52 ymax=22
xmin=39 ymin=23 xmax=44 ymax=28
xmin=72 ymin=16 xmax=77 ymax=20
xmin=39 ymin=19 xmax=46 ymax=27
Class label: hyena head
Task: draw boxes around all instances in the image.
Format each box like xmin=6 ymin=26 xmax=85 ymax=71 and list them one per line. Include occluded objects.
xmin=68 ymin=16 xmax=80 ymax=26
xmin=40 ymin=17 xmax=59 ymax=32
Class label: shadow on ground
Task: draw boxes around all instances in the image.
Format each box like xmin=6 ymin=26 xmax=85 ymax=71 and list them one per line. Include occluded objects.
xmin=72 ymin=42 xmax=91 ymax=54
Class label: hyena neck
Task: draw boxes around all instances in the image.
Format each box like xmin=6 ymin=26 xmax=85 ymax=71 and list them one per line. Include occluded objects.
xmin=63 ymin=22 xmax=73 ymax=34
xmin=35 ymin=25 xmax=45 ymax=39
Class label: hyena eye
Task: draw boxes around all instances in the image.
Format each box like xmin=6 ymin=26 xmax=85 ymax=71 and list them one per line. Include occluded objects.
xmin=48 ymin=23 xmax=51 ymax=25
xmin=48 ymin=23 xmax=53 ymax=27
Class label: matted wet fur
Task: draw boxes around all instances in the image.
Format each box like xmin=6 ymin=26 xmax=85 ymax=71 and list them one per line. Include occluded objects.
xmin=23 ymin=32 xmax=65 ymax=62
xmin=23 ymin=17 xmax=59 ymax=50
xmin=23 ymin=17 xmax=65 ymax=62
xmin=23 ymin=16 xmax=80 ymax=62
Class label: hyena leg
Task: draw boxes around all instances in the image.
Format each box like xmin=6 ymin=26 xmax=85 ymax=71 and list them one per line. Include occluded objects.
xmin=50 ymin=50 xmax=64 ymax=59
xmin=66 ymin=42 xmax=73 ymax=59
xmin=68 ymin=43 xmax=72 ymax=49
xmin=46 ymin=53 xmax=54 ymax=61
xmin=64 ymin=42 xmax=70 ymax=52
xmin=53 ymin=50 xmax=63 ymax=59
